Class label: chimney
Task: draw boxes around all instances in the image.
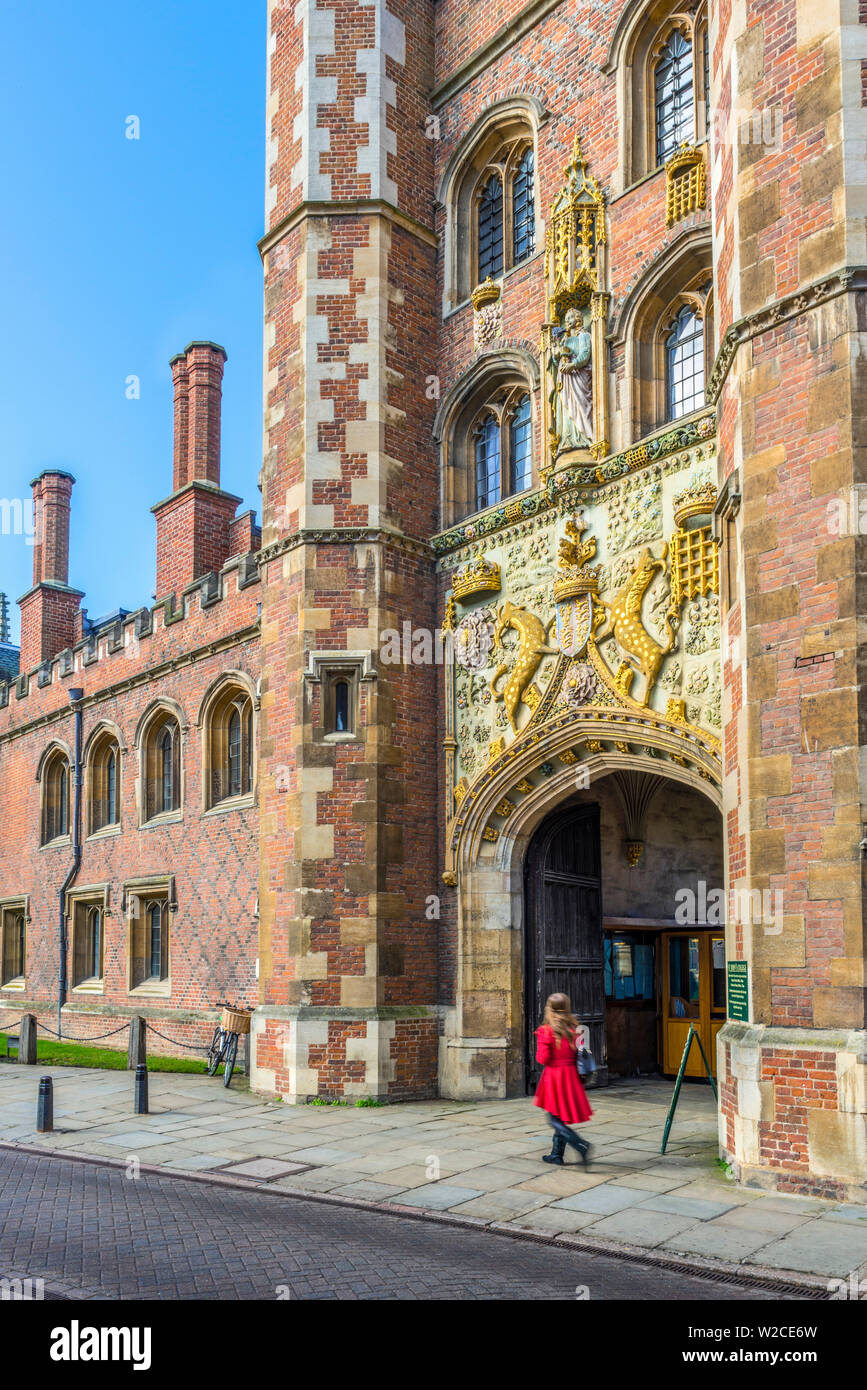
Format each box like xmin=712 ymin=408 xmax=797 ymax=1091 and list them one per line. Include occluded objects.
xmin=18 ymin=470 xmax=83 ymax=671
xmin=170 ymin=352 xmax=190 ymax=491
xmin=153 ymin=342 xmax=241 ymax=599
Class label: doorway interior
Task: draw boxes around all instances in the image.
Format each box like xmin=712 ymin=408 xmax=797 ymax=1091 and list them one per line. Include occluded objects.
xmin=522 ymin=778 xmax=724 ymax=1091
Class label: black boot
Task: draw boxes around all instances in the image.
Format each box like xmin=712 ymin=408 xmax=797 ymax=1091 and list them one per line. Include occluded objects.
xmin=542 ymin=1132 xmax=566 ymax=1165
xmin=552 ymin=1117 xmax=593 ymax=1167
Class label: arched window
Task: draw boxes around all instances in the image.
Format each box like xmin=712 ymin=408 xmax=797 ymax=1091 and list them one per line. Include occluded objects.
xmin=472 ymin=141 xmax=536 ymax=287
xmin=470 ymin=389 xmax=534 ymax=514
xmin=477 ymin=175 xmax=504 ymax=282
xmin=655 ymin=29 xmax=694 ymax=165
xmin=87 ymin=731 xmax=121 ymax=835
xmin=142 ymin=710 xmax=182 ymax=822
xmin=160 ymin=728 xmax=174 ymax=813
xmin=204 ymin=683 xmax=254 ymax=809
xmin=613 ymin=4 xmax=710 ymax=187
xmin=41 ymin=749 xmax=71 ymax=844
xmin=665 ymin=304 xmax=705 ymax=419
xmin=438 ymin=365 xmax=538 ymax=525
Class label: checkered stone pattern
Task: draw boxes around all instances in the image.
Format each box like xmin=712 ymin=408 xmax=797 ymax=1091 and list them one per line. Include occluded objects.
xmin=257 ymin=0 xmax=441 ymax=1101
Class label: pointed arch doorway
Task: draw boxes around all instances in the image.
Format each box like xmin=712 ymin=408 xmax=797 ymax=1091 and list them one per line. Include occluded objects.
xmin=524 ymin=802 xmax=607 ymax=1092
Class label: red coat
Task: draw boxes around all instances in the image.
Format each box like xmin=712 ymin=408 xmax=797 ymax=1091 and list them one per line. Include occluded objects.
xmin=533 ymin=1025 xmax=594 ymax=1124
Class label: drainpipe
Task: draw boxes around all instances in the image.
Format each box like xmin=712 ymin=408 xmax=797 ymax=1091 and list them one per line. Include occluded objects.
xmin=58 ymin=688 xmax=84 ymax=1037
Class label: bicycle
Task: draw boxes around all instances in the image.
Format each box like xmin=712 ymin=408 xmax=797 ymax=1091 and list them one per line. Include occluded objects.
xmin=206 ymin=1001 xmax=251 ymax=1087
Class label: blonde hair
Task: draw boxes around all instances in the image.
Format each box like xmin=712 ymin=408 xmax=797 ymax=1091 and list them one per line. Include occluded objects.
xmin=543 ymin=992 xmax=579 ymax=1041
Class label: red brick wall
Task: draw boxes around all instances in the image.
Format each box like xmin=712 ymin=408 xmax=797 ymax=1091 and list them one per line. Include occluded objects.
xmin=0 ymin=564 xmax=261 ymax=1056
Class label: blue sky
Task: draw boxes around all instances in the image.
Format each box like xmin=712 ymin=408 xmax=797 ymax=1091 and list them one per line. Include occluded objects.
xmin=0 ymin=2 xmax=265 ymax=642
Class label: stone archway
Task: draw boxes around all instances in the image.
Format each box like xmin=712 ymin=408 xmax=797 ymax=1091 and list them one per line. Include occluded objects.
xmin=439 ymin=735 xmax=723 ymax=1101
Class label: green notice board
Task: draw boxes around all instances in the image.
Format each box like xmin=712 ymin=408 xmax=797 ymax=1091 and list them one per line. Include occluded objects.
xmin=727 ymin=960 xmax=749 ymax=1021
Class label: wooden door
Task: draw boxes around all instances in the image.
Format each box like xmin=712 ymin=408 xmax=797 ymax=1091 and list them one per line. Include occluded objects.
xmin=662 ymin=931 xmax=726 ymax=1078
xmin=525 ymin=805 xmax=606 ymax=1090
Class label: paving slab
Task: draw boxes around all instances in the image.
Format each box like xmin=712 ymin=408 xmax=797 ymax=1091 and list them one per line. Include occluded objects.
xmin=585 ymin=1209 xmax=701 ymax=1248
xmin=662 ymin=1224 xmax=783 ymax=1263
xmin=219 ymin=1158 xmax=312 ymax=1180
xmin=553 ymin=1184 xmax=652 ymax=1215
xmin=448 ymin=1190 xmax=551 ymax=1221
xmin=744 ymin=1224 xmax=867 ymax=1277
xmin=505 ymin=1206 xmax=604 ymax=1235
xmin=637 ymin=1192 xmax=738 ymax=1220
xmin=389 ymin=1183 xmax=484 ymax=1210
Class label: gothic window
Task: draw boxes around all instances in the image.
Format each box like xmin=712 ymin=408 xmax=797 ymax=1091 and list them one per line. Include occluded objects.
xmin=477 ymin=175 xmax=504 ymax=282
xmin=41 ymin=749 xmax=70 ymax=844
xmin=655 ymin=29 xmax=694 ymax=165
xmin=142 ymin=710 xmax=182 ymax=822
xmin=614 ymin=3 xmax=710 ymax=187
xmin=204 ymin=684 xmax=254 ymax=809
xmin=665 ymin=304 xmax=705 ymax=419
xmin=1 ymin=902 xmax=26 ymax=985
xmin=72 ymin=899 xmax=104 ymax=988
xmin=471 ymin=389 xmax=534 ymax=514
xmin=617 ymin=241 xmax=712 ymax=441
xmin=87 ymin=730 xmax=121 ymax=835
xmin=446 ymin=129 xmax=538 ymax=305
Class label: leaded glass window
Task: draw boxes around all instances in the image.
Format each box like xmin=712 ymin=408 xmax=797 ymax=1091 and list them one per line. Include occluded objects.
xmin=475 ymin=415 xmax=501 ymax=510
xmin=477 ymin=175 xmax=504 ymax=281
xmin=666 ymin=306 xmax=705 ymax=419
xmin=512 ymin=148 xmax=535 ymax=264
xmin=655 ymin=30 xmax=694 ymax=165
xmin=510 ymin=394 xmax=533 ymax=493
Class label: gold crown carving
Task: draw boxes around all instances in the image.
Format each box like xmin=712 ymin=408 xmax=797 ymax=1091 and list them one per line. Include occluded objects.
xmin=452 ymin=556 xmax=501 ymax=602
xmin=673 ymin=479 xmax=717 ymax=529
xmin=553 ymin=512 xmax=600 ymax=602
xmin=471 ymin=277 xmax=501 ymax=311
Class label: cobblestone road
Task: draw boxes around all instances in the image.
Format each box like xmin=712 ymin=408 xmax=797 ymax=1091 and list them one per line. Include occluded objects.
xmin=0 ymin=1149 xmax=785 ymax=1300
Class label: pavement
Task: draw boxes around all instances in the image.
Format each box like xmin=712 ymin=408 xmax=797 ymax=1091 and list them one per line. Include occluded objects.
xmin=1 ymin=1064 xmax=865 ymax=1289
xmin=0 ymin=1146 xmax=783 ymax=1301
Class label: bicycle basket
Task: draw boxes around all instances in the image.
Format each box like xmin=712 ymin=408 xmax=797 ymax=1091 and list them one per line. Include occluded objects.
xmin=220 ymin=1007 xmax=252 ymax=1035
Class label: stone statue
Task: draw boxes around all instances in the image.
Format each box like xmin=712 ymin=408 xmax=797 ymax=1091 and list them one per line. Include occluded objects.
xmin=551 ymin=306 xmax=593 ymax=452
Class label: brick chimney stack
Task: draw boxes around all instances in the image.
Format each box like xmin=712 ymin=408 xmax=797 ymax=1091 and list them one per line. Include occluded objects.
xmin=153 ymin=342 xmax=241 ymax=599
xmin=18 ymin=470 xmax=83 ymax=672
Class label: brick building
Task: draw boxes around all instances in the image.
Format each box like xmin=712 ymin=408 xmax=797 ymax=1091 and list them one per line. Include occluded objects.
xmin=1 ymin=0 xmax=865 ymax=1200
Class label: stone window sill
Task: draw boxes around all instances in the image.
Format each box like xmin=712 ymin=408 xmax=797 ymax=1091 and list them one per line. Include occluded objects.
xmin=203 ymin=795 xmax=255 ymax=817
xmin=1 ymin=978 xmax=26 ymax=992
xmin=140 ymin=811 xmax=183 ymax=831
xmin=129 ymin=981 xmax=171 ymax=999
xmin=87 ymin=824 xmax=121 ymax=842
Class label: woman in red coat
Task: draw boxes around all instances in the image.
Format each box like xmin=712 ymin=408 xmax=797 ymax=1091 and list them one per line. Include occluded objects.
xmin=534 ymin=992 xmax=594 ymax=1166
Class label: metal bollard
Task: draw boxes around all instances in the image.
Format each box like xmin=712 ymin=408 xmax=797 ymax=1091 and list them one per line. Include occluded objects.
xmin=134 ymin=1062 xmax=148 ymax=1115
xmin=36 ymin=1076 xmax=53 ymax=1132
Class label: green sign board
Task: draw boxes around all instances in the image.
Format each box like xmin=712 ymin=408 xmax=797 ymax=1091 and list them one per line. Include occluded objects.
xmin=727 ymin=960 xmax=749 ymax=1021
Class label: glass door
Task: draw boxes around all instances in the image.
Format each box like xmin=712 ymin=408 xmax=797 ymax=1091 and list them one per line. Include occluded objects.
xmin=662 ymin=932 xmax=723 ymax=1077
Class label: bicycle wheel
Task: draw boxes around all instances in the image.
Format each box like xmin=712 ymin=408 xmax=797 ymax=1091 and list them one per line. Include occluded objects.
xmin=206 ymin=1027 xmax=225 ymax=1076
xmin=222 ymin=1033 xmax=238 ymax=1088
